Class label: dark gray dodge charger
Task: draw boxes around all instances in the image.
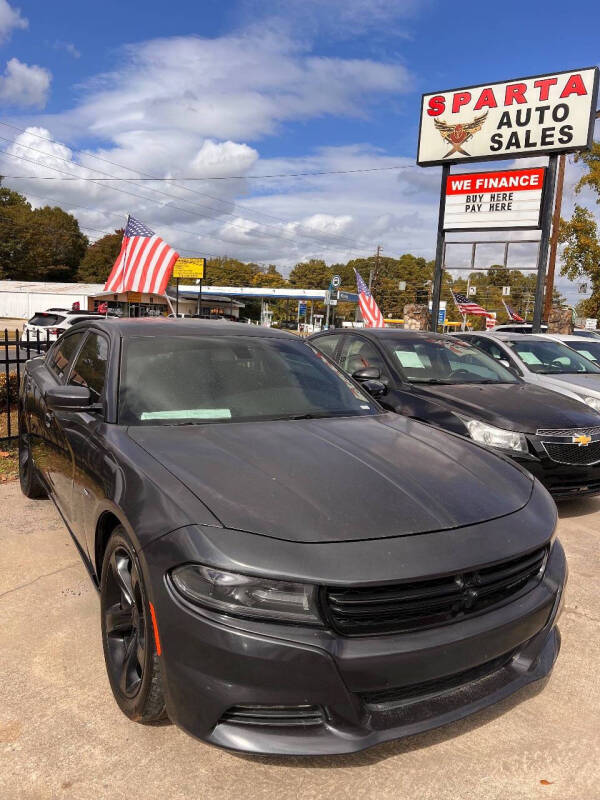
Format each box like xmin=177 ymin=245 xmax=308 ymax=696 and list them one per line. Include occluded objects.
xmin=18 ymin=318 xmax=566 ymax=755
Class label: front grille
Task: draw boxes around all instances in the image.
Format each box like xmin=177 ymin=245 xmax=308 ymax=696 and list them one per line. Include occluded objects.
xmin=361 ymin=651 xmax=515 ymax=710
xmin=537 ymin=426 xmax=600 ymax=437
xmin=219 ymin=704 xmax=325 ymax=727
xmin=324 ymin=547 xmax=548 ymax=637
xmin=542 ymin=441 xmax=600 ymax=466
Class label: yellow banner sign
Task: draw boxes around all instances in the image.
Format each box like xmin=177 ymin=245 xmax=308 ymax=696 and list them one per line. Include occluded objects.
xmin=173 ymin=257 xmax=206 ymax=279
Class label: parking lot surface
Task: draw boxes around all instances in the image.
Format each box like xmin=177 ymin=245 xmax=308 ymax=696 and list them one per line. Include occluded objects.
xmin=1 ymin=480 xmax=599 ymax=800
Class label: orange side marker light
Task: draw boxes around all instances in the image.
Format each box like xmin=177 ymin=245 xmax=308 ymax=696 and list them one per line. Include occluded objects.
xmin=149 ymin=601 xmax=162 ymax=656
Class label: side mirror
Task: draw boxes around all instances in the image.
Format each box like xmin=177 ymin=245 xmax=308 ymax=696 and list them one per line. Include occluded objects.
xmin=361 ymin=379 xmax=387 ymax=398
xmin=352 ymin=367 xmax=381 ymax=382
xmin=45 ymin=385 xmax=101 ymax=412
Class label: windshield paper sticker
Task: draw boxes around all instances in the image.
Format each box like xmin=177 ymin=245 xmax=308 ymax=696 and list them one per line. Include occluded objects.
xmin=140 ymin=409 xmax=232 ymax=420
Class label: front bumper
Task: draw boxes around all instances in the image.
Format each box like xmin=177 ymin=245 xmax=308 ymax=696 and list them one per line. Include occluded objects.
xmin=142 ymin=533 xmax=566 ymax=756
xmin=510 ymin=436 xmax=600 ymax=498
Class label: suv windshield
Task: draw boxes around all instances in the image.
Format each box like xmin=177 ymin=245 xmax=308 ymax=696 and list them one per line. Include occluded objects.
xmin=382 ymin=336 xmax=518 ymax=384
xmin=119 ymin=335 xmax=379 ymax=425
xmin=508 ymin=339 xmax=600 ymax=374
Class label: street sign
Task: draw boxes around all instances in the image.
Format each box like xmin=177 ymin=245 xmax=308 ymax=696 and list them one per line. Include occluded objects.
xmin=329 ymin=298 xmax=338 ymax=306
xmin=468 ymin=286 xmax=477 ymax=296
xmin=444 ymin=167 xmax=545 ymax=230
xmin=585 ymin=318 xmax=598 ymax=330
xmin=438 ymin=307 xmax=446 ymax=325
xmin=338 ymin=290 xmax=359 ymax=302
xmin=398 ymin=281 xmax=407 ymax=291
xmin=299 ymin=302 xmax=307 ymax=315
xmin=332 ymin=275 xmax=341 ymax=288
xmin=418 ymin=67 xmax=599 ymax=166
xmin=173 ymin=257 xmax=206 ymax=279
xmin=502 ymin=286 xmax=511 ymax=296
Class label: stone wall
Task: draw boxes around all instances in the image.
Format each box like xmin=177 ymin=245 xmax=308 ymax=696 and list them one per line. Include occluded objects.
xmin=547 ymin=306 xmax=574 ymax=335
xmin=403 ymin=304 xmax=431 ymax=331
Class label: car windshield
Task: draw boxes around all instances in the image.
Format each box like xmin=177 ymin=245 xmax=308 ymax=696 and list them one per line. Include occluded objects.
xmin=508 ymin=339 xmax=600 ymax=374
xmin=119 ymin=335 xmax=380 ymax=425
xmin=563 ymin=340 xmax=600 ymax=365
xmin=381 ymin=336 xmax=518 ymax=384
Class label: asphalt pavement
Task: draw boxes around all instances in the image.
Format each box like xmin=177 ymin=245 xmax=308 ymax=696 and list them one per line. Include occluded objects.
xmin=1 ymin=479 xmax=599 ymax=800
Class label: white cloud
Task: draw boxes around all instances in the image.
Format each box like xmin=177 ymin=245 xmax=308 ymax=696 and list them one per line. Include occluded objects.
xmin=54 ymin=40 xmax=81 ymax=59
xmin=0 ymin=0 xmax=27 ymax=43
xmin=0 ymin=57 xmax=50 ymax=107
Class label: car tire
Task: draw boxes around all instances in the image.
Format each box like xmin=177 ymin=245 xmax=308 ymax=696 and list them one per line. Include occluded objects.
xmin=100 ymin=526 xmax=167 ymax=724
xmin=18 ymin=413 xmax=47 ymax=499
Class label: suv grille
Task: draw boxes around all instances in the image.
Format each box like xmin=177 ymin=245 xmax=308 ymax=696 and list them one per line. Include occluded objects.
xmin=324 ymin=547 xmax=548 ymax=637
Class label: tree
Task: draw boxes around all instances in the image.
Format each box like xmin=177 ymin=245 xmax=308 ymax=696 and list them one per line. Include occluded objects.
xmin=77 ymin=230 xmax=123 ymax=283
xmin=558 ymin=205 xmax=600 ymax=319
xmin=288 ymin=259 xmax=331 ymax=288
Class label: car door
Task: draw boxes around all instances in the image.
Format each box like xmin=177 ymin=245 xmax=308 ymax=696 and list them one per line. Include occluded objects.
xmin=63 ymin=330 xmax=110 ymax=552
xmin=29 ymin=330 xmax=87 ymax=511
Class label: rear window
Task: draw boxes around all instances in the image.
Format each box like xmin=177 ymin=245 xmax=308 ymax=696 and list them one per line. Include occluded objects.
xmin=28 ymin=313 xmax=65 ymax=326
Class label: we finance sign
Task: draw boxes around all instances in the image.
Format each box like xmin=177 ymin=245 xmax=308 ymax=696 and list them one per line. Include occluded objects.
xmin=418 ymin=68 xmax=598 ymax=166
xmin=444 ymin=167 xmax=545 ymax=230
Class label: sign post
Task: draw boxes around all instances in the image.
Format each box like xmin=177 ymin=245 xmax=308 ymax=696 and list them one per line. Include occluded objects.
xmin=419 ymin=67 xmax=599 ymax=333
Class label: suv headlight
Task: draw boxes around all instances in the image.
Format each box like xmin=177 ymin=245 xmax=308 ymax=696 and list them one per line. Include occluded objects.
xmin=582 ymin=396 xmax=600 ymax=413
xmin=170 ymin=564 xmax=322 ymax=625
xmin=465 ymin=419 xmax=528 ymax=453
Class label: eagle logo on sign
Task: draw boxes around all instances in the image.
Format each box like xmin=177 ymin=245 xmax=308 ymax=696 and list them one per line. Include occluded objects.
xmin=434 ymin=112 xmax=488 ymax=158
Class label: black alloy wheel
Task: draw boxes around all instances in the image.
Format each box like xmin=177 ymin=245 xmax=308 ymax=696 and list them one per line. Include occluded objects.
xmin=18 ymin=414 xmax=46 ymax=499
xmin=100 ymin=526 xmax=167 ymax=723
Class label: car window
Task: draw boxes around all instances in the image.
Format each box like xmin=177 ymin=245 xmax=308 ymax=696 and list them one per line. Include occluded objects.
xmin=472 ymin=337 xmax=509 ymax=361
xmin=311 ymin=335 xmax=342 ymax=361
xmin=47 ymin=332 xmax=86 ymax=382
xmin=119 ymin=336 xmax=379 ymax=426
xmin=28 ymin=313 xmax=65 ymax=327
xmin=338 ymin=336 xmax=390 ymax=379
xmin=379 ymin=336 xmax=518 ymax=384
xmin=68 ymin=333 xmax=109 ymax=403
xmin=567 ymin=340 xmax=600 ymax=365
xmin=507 ymin=339 xmax=600 ymax=374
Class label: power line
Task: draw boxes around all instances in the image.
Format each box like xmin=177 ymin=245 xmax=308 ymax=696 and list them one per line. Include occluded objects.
xmin=0 ymin=121 xmax=378 ymax=252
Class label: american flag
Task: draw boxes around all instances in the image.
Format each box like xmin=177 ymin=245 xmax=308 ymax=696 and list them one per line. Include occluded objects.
xmin=104 ymin=216 xmax=179 ymax=295
xmin=502 ymin=300 xmax=525 ymax=323
xmin=452 ymin=291 xmax=493 ymax=318
xmin=355 ymin=269 xmax=384 ymax=328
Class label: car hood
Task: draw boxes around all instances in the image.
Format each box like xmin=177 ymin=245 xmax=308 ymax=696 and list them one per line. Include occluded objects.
xmin=407 ymin=382 xmax=600 ymax=434
xmin=128 ymin=414 xmax=532 ymax=543
xmin=538 ymin=372 xmax=600 ymax=398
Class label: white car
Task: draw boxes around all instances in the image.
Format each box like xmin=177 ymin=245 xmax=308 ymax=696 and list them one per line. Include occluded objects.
xmin=458 ymin=331 xmax=600 ymax=413
xmin=536 ymin=333 xmax=600 ymax=367
xmin=21 ymin=309 xmax=111 ymax=351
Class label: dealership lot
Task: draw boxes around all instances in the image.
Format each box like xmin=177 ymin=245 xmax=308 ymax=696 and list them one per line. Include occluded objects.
xmin=1 ymin=480 xmax=598 ymax=800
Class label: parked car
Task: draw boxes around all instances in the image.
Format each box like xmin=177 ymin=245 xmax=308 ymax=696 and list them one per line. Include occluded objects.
xmin=21 ymin=309 xmax=114 ymax=352
xmin=309 ymin=328 xmax=600 ymax=499
xmin=571 ymin=329 xmax=600 ymax=340
xmin=19 ymin=318 xmax=564 ymax=755
xmin=490 ymin=323 xmax=548 ymax=333
xmin=458 ymin=332 xmax=600 ymax=414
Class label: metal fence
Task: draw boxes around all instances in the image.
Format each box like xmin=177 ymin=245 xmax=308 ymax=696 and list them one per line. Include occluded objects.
xmin=1 ymin=328 xmax=50 ymax=446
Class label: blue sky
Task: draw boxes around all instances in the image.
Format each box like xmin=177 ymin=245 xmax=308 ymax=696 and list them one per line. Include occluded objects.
xmin=0 ymin=0 xmax=599 ymax=301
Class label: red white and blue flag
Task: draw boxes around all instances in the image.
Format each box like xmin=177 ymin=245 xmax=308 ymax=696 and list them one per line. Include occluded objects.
xmin=104 ymin=216 xmax=179 ymax=295
xmin=452 ymin=291 xmax=493 ymax=318
xmin=502 ymin=299 xmax=525 ymax=323
xmin=355 ymin=269 xmax=384 ymax=328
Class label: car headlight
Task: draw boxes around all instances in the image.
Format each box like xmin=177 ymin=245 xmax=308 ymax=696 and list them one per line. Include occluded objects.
xmin=170 ymin=564 xmax=322 ymax=625
xmin=465 ymin=419 xmax=528 ymax=453
xmin=582 ymin=396 xmax=600 ymax=413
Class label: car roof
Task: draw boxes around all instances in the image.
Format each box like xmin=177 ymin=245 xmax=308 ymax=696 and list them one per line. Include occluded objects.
xmin=462 ymin=331 xmax=548 ymax=342
xmin=311 ymin=328 xmax=451 ymax=343
xmin=68 ymin=317 xmax=298 ymax=339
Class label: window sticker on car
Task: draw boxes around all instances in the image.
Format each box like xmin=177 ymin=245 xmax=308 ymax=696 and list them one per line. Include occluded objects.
xmin=578 ymin=350 xmax=596 ymax=360
xmin=140 ymin=409 xmax=232 ymax=420
xmin=519 ymin=352 xmax=542 ymax=365
xmin=395 ymin=351 xmax=426 ymax=369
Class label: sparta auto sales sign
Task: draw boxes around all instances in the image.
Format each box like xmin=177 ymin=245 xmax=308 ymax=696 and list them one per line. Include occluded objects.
xmin=417 ymin=68 xmax=599 ymax=166
xmin=444 ymin=167 xmax=545 ymax=230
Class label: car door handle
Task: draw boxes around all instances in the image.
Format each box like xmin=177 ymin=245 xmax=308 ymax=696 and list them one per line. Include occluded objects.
xmin=44 ymin=411 xmax=54 ymax=427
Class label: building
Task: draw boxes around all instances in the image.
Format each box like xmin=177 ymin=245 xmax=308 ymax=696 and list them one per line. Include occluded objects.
xmin=0 ymin=280 xmax=105 ymax=320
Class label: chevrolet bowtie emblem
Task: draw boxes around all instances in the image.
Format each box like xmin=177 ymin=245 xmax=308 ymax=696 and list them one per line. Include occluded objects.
xmin=573 ymin=434 xmax=592 ymax=447
xmin=434 ymin=112 xmax=488 ymax=158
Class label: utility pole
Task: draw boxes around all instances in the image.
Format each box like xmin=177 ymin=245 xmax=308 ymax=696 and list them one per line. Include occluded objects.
xmin=369 ymin=245 xmax=382 ymax=291
xmin=544 ymin=153 xmax=566 ymax=323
